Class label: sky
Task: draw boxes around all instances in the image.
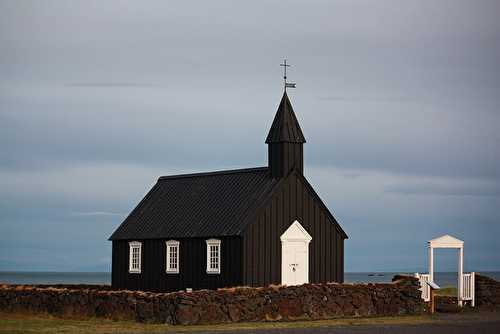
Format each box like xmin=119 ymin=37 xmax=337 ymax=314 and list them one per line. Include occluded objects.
xmin=1 ymin=0 xmax=499 ymax=273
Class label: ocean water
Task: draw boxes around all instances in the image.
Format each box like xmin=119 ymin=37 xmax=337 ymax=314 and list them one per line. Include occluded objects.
xmin=1 ymin=271 xmax=499 ymax=287
xmin=0 ymin=272 xmax=111 ymax=285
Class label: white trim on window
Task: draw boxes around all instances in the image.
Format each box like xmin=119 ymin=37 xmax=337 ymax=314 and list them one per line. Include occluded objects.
xmin=166 ymin=240 xmax=180 ymax=274
xmin=206 ymin=239 xmax=221 ymax=274
xmin=128 ymin=241 xmax=142 ymax=274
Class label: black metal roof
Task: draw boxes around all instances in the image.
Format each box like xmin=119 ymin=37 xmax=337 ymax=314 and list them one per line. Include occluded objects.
xmin=109 ymin=167 xmax=280 ymax=240
xmin=265 ymin=91 xmax=306 ymax=144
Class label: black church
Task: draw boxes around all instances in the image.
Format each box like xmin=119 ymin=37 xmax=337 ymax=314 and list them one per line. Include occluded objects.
xmin=109 ymin=91 xmax=348 ymax=292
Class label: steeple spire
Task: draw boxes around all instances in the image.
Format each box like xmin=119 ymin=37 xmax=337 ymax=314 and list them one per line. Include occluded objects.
xmin=266 ymin=91 xmax=306 ymax=144
xmin=266 ymin=92 xmax=306 ymax=178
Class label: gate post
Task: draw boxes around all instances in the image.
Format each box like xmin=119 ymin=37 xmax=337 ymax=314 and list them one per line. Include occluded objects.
xmin=471 ymin=272 xmax=475 ymax=307
xmin=458 ymin=247 xmax=464 ymax=306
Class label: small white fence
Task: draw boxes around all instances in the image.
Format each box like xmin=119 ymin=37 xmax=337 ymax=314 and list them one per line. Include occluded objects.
xmin=414 ymin=272 xmax=475 ymax=307
xmin=462 ymin=272 xmax=475 ymax=306
xmin=414 ymin=273 xmax=431 ymax=302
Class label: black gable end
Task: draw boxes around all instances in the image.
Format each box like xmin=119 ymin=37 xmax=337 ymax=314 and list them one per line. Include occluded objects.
xmin=296 ymin=171 xmax=348 ymax=239
xmin=239 ymin=169 xmax=347 ymax=240
xmin=241 ymin=169 xmax=347 ymax=287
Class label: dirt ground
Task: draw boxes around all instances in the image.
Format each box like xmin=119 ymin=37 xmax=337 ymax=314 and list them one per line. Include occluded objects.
xmin=1 ymin=310 xmax=499 ymax=334
xmin=206 ymin=312 xmax=500 ymax=334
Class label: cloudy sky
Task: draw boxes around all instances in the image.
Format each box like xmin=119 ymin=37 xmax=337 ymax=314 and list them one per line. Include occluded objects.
xmin=1 ymin=0 xmax=499 ymax=273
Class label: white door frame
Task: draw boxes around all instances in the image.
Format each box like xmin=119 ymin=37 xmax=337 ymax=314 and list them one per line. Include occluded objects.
xmin=280 ymin=220 xmax=312 ymax=286
xmin=428 ymin=235 xmax=465 ymax=306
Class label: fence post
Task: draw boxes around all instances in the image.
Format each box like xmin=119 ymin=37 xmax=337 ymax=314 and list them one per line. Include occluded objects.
xmin=471 ymin=272 xmax=475 ymax=307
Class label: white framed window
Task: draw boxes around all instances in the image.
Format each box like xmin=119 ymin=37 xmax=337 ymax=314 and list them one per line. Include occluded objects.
xmin=166 ymin=240 xmax=180 ymax=274
xmin=128 ymin=241 xmax=142 ymax=274
xmin=206 ymin=239 xmax=221 ymax=274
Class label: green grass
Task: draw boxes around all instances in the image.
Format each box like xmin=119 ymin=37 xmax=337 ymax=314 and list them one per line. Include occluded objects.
xmin=0 ymin=312 xmax=438 ymax=334
xmin=435 ymin=286 xmax=458 ymax=297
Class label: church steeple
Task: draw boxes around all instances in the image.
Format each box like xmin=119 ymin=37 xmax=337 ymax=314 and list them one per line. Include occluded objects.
xmin=266 ymin=92 xmax=306 ymax=178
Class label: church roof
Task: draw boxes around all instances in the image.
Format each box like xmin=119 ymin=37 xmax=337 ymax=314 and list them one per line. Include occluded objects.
xmin=109 ymin=167 xmax=280 ymax=240
xmin=109 ymin=166 xmax=348 ymax=241
xmin=265 ymin=92 xmax=306 ymax=143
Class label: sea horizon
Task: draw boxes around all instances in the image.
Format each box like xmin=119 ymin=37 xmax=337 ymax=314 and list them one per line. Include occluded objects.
xmin=1 ymin=270 xmax=499 ymax=288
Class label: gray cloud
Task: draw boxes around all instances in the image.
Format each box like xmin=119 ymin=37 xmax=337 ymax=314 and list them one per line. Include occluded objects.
xmin=1 ymin=0 xmax=499 ymax=272
xmin=318 ymin=96 xmax=420 ymax=103
xmin=385 ymin=183 xmax=500 ymax=197
xmin=70 ymin=211 xmax=124 ymax=217
xmin=64 ymin=83 xmax=158 ymax=87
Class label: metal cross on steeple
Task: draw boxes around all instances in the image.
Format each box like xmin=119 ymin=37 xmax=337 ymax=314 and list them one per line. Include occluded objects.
xmin=280 ymin=59 xmax=296 ymax=91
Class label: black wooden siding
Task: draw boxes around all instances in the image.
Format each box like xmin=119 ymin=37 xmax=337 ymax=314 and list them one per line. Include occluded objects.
xmin=268 ymin=143 xmax=304 ymax=177
xmin=242 ymin=173 xmax=344 ymax=287
xmin=112 ymin=237 xmax=242 ymax=292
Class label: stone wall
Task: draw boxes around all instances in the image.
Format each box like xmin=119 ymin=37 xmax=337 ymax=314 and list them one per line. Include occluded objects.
xmin=475 ymin=274 xmax=500 ymax=309
xmin=0 ymin=276 xmax=424 ymax=325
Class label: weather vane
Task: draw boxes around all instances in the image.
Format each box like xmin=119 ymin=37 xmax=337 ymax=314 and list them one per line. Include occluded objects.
xmin=280 ymin=59 xmax=296 ymax=91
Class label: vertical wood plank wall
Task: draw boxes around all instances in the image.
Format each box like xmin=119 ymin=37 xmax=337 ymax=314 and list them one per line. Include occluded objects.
xmin=112 ymin=236 xmax=242 ymax=292
xmin=268 ymin=143 xmax=303 ymax=177
xmin=242 ymin=173 xmax=344 ymax=287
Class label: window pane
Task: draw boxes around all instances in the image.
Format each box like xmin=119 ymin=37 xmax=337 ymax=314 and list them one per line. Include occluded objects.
xmin=167 ymin=244 xmax=179 ymax=271
xmin=206 ymin=240 xmax=220 ymax=273
xmin=130 ymin=245 xmax=141 ymax=271
xmin=209 ymin=244 xmax=219 ymax=269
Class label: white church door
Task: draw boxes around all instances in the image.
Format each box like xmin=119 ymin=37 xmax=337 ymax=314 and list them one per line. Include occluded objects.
xmin=280 ymin=220 xmax=312 ymax=286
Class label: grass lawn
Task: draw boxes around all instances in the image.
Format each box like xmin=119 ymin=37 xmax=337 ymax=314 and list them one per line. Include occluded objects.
xmin=435 ymin=286 xmax=458 ymax=297
xmin=0 ymin=312 xmax=439 ymax=334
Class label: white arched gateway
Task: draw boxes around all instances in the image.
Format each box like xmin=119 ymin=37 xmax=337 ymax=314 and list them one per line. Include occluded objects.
xmin=416 ymin=235 xmax=475 ymax=307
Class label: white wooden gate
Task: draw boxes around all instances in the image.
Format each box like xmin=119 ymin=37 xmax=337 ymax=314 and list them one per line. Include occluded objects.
xmin=420 ymin=235 xmax=476 ymax=307
xmin=462 ymin=272 xmax=475 ymax=307
xmin=415 ymin=273 xmax=431 ymax=302
xmin=415 ymin=272 xmax=475 ymax=306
